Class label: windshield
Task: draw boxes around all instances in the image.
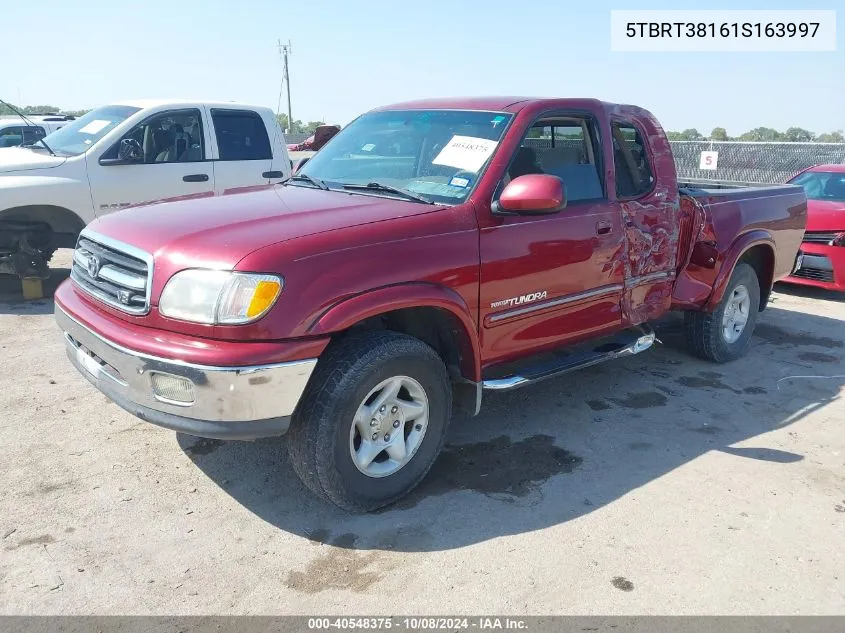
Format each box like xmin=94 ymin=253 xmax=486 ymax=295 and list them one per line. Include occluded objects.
xmin=297 ymin=109 xmax=513 ymax=204
xmin=790 ymin=170 xmax=845 ymax=202
xmin=38 ymin=105 xmax=140 ymax=155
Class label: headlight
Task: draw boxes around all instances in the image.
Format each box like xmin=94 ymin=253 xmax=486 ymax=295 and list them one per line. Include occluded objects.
xmin=159 ymin=270 xmax=283 ymax=324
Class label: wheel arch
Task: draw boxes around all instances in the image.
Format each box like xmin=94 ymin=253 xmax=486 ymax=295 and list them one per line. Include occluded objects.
xmin=307 ymin=283 xmax=482 ymax=413
xmin=0 ymin=204 xmax=86 ymax=248
xmin=705 ymin=231 xmax=775 ymax=312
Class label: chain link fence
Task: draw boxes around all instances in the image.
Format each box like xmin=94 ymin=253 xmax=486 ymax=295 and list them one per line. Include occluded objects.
xmin=670 ymin=141 xmax=845 ymax=185
xmin=284 ymin=132 xmax=312 ymax=145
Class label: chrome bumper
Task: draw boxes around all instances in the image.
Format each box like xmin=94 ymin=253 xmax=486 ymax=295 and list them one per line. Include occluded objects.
xmin=56 ymin=305 xmax=317 ymax=440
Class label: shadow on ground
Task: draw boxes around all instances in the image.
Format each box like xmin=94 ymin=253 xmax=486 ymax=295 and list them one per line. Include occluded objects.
xmin=0 ymin=268 xmax=68 ymax=315
xmin=773 ymin=281 xmax=844 ymax=303
xmin=180 ymin=306 xmax=844 ymax=553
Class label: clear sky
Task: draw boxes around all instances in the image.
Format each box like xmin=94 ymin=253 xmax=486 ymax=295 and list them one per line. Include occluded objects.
xmin=2 ymin=0 xmax=842 ymax=136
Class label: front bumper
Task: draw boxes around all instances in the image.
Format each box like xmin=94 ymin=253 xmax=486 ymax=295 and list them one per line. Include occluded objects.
xmin=784 ymin=243 xmax=845 ymax=292
xmin=56 ymin=305 xmax=317 ymax=440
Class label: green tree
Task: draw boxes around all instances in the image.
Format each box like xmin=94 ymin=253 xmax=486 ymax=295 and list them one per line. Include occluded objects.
xmin=739 ymin=127 xmax=783 ymax=141
xmin=817 ymin=130 xmax=845 ymax=143
xmin=709 ymin=127 xmax=729 ymax=141
xmin=0 ymin=102 xmax=22 ymax=115
xmin=783 ymin=127 xmax=815 ymax=142
xmin=679 ymin=128 xmax=704 ymax=141
xmin=666 ymin=131 xmax=684 ymax=141
xmin=0 ymin=103 xmax=90 ymax=117
xmin=22 ymin=104 xmax=62 ymax=114
xmin=275 ymin=113 xmax=325 ymax=135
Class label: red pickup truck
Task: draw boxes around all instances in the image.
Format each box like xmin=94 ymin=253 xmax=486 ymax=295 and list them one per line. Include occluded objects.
xmin=55 ymin=97 xmax=807 ymax=511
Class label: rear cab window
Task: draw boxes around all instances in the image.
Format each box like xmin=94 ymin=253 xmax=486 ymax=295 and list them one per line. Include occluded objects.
xmin=210 ymin=109 xmax=272 ymax=161
xmin=611 ymin=121 xmax=654 ymax=198
xmin=22 ymin=126 xmax=47 ymax=145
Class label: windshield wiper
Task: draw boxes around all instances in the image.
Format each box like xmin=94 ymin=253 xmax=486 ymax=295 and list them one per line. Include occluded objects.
xmin=24 ymin=138 xmax=57 ymax=157
xmin=286 ymin=173 xmax=329 ymax=190
xmin=342 ymin=182 xmax=433 ymax=204
xmin=0 ymin=97 xmax=57 ymax=156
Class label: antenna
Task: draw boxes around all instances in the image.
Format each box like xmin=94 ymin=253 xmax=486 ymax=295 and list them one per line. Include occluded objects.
xmin=277 ymin=40 xmax=293 ymax=134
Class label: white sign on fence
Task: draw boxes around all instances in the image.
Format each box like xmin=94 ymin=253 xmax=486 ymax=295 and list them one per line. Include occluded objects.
xmin=699 ymin=151 xmax=719 ymax=170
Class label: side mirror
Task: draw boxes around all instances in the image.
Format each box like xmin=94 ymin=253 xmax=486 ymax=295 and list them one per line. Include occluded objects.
xmin=494 ymin=174 xmax=567 ymax=215
xmin=292 ymin=156 xmax=311 ymax=174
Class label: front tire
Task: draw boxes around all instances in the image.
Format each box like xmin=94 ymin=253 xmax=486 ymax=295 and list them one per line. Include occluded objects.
xmin=287 ymin=331 xmax=452 ymax=512
xmin=684 ymin=262 xmax=761 ymax=363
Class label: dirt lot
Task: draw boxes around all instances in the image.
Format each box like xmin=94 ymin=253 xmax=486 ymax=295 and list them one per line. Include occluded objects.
xmin=1 ymin=251 xmax=843 ymax=615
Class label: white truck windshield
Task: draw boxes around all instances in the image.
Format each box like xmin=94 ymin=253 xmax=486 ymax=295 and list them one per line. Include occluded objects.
xmin=39 ymin=105 xmax=140 ymax=156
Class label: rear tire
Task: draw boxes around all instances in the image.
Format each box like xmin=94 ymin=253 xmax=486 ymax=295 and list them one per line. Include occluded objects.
xmin=287 ymin=331 xmax=452 ymax=512
xmin=684 ymin=262 xmax=760 ymax=363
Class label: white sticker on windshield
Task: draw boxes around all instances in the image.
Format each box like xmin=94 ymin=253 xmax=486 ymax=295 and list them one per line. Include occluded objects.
xmin=432 ymin=135 xmax=498 ymax=173
xmin=78 ymin=120 xmax=111 ymax=135
xmin=361 ymin=143 xmax=375 ymax=152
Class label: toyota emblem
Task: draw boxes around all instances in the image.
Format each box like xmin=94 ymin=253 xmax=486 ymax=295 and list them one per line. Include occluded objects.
xmin=86 ymin=254 xmax=101 ymax=278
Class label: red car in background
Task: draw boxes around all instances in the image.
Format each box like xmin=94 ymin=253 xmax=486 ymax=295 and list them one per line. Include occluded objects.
xmin=286 ymin=124 xmax=340 ymax=152
xmin=786 ymin=164 xmax=845 ymax=291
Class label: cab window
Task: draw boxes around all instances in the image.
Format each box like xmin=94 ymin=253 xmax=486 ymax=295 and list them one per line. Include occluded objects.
xmin=612 ymin=122 xmax=654 ymax=198
xmin=22 ymin=126 xmax=46 ymax=145
xmin=210 ymin=109 xmax=272 ymax=161
xmin=505 ymin=117 xmax=604 ymax=202
xmin=0 ymin=126 xmax=23 ymax=147
xmin=104 ymin=109 xmax=205 ymax=164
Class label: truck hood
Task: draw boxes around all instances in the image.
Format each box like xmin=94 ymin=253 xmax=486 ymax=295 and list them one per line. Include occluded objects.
xmin=806 ymin=199 xmax=845 ymax=232
xmin=0 ymin=147 xmax=67 ymax=174
xmin=89 ymin=184 xmax=442 ymax=270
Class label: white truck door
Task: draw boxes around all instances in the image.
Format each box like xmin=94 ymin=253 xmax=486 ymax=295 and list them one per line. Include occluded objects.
xmin=88 ymin=107 xmax=215 ymax=214
xmin=207 ymin=108 xmax=285 ymax=194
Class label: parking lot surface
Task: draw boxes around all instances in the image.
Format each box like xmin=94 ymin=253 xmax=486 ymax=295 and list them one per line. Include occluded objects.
xmin=1 ymin=251 xmax=843 ymax=614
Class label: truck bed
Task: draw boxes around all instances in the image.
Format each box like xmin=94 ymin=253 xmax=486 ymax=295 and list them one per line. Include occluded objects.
xmin=671 ymin=181 xmax=807 ymax=310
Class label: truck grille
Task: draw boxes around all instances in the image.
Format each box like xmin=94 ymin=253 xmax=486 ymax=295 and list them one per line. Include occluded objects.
xmin=71 ymin=232 xmax=153 ymax=315
xmin=802 ymin=231 xmax=839 ymax=244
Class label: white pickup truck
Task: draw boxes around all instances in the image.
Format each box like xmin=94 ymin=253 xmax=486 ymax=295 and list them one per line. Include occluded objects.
xmin=0 ymin=100 xmax=291 ymax=278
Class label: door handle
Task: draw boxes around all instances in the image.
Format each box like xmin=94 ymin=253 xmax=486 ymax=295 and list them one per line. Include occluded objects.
xmin=183 ymin=174 xmax=209 ymax=182
xmin=262 ymin=171 xmax=285 ymax=179
xmin=596 ymin=220 xmax=613 ymax=235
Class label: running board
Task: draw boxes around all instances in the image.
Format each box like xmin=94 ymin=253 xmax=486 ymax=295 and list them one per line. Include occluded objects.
xmin=481 ymin=328 xmax=656 ymax=391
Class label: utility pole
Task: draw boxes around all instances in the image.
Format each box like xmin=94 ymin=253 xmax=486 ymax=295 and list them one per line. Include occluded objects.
xmin=278 ymin=40 xmax=293 ymax=133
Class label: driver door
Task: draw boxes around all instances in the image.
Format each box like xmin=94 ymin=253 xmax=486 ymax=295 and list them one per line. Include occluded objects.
xmin=88 ymin=108 xmax=215 ymax=215
xmin=478 ymin=115 xmax=626 ymax=365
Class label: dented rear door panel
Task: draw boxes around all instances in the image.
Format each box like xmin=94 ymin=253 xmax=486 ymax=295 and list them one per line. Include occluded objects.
xmin=607 ymin=106 xmax=682 ymax=326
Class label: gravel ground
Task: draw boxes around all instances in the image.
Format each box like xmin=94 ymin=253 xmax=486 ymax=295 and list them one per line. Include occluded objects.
xmin=1 ymin=251 xmax=843 ymax=615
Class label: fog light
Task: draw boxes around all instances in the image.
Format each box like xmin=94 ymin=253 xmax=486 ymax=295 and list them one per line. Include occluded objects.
xmin=150 ymin=372 xmax=195 ymax=405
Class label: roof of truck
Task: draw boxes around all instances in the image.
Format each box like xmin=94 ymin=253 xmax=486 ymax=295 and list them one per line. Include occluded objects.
xmin=109 ymin=99 xmax=272 ymax=111
xmin=804 ymin=164 xmax=845 ymax=173
xmin=374 ymin=97 xmax=537 ymax=112
xmin=373 ymin=96 xmax=618 ymax=114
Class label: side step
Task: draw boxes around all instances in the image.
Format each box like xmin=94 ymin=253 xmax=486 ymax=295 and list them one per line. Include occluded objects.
xmin=481 ymin=327 xmax=656 ymax=391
